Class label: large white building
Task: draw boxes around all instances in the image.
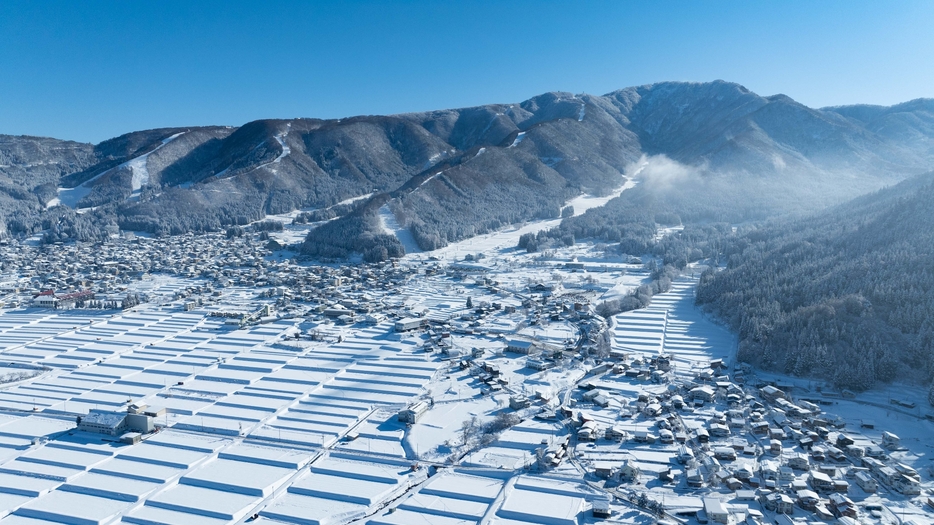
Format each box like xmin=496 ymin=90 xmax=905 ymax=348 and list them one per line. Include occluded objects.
xmin=77 ymin=410 xmax=128 ymax=436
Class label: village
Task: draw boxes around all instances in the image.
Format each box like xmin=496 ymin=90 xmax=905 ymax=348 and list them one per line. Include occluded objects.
xmin=0 ymin=226 xmax=929 ymax=525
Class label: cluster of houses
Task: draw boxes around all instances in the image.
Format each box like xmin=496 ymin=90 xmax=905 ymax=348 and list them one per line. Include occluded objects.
xmin=531 ymin=345 xmax=930 ymax=524
xmin=1 ymin=235 xmax=627 ymax=419
xmin=1 ymin=232 xmax=268 ymax=304
xmin=0 ymin=231 xmax=426 ymax=314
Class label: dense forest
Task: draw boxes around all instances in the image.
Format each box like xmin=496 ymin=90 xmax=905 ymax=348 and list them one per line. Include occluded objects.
xmin=300 ymin=196 xmax=405 ymax=262
xmin=695 ymin=172 xmax=934 ymax=393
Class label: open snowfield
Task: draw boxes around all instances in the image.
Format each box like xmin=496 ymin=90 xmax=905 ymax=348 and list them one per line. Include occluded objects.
xmin=378 ymin=203 xmax=422 ymax=254
xmin=611 ymin=271 xmax=737 ymax=377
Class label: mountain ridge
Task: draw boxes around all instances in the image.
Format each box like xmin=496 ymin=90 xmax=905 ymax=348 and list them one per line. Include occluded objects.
xmin=1 ymin=80 xmax=932 ymax=253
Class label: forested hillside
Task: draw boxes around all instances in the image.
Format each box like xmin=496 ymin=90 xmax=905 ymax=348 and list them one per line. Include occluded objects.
xmin=695 ymin=172 xmax=934 ymax=392
xmin=0 ymin=135 xmax=97 ymax=237
xmin=369 ymin=84 xmax=934 ymax=255
xmin=3 ymin=81 xmax=934 ymax=261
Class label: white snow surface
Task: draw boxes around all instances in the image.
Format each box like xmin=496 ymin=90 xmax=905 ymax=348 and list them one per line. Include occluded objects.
xmin=507 ymin=132 xmax=526 ymax=148
xmin=378 ymin=203 xmax=422 ymax=254
xmin=271 ymin=123 xmax=292 ymax=165
xmin=127 ymin=131 xmax=187 ymax=200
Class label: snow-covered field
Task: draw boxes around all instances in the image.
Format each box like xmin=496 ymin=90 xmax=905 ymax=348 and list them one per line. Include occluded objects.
xmin=611 ymin=273 xmax=737 ymax=375
xmin=0 ymin=216 xmax=932 ymax=524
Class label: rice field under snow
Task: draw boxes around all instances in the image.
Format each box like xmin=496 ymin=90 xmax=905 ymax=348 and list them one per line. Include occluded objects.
xmin=0 ymin=224 xmax=930 ymax=524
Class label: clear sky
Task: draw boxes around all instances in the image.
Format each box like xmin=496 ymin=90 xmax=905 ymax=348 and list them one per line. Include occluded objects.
xmin=2 ymin=1 xmax=932 ymax=143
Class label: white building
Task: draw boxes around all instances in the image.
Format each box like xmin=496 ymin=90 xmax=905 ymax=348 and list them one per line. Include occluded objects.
xmin=398 ymin=401 xmax=429 ymax=423
xmin=394 ymin=317 xmax=424 ymax=332
xmin=33 ymin=294 xmax=59 ymax=308
xmin=882 ymin=431 xmax=900 ymax=449
xmin=894 ymin=474 xmax=921 ymax=495
xmin=855 ymin=472 xmax=879 ymax=492
xmin=506 ymin=339 xmax=536 ymax=354
xmin=526 ymin=358 xmax=552 ymax=371
xmin=704 ymin=497 xmax=729 ymax=524
xmin=78 ymin=410 xmax=127 ymax=436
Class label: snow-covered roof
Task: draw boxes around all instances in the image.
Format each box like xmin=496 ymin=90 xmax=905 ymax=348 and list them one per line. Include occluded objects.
xmin=82 ymin=409 xmax=127 ymax=428
xmin=704 ymin=497 xmax=727 ymax=515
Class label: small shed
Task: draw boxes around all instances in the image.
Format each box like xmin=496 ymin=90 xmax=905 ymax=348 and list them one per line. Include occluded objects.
xmin=592 ymin=499 xmax=611 ymax=519
xmin=593 ymin=462 xmax=616 ymax=479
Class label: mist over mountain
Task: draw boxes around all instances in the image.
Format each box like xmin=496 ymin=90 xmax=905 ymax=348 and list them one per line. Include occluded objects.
xmin=1 ymin=80 xmax=932 ymax=251
xmin=695 ymin=170 xmax=934 ymax=392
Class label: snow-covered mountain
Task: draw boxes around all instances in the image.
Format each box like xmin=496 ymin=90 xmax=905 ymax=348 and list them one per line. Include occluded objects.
xmin=1 ymin=80 xmax=932 ymax=248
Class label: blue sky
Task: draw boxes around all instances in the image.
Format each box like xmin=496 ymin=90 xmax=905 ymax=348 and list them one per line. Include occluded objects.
xmin=2 ymin=1 xmax=932 ymax=143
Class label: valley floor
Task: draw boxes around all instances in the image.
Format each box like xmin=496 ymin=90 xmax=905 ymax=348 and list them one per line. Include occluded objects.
xmin=0 ymin=225 xmax=930 ymax=525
